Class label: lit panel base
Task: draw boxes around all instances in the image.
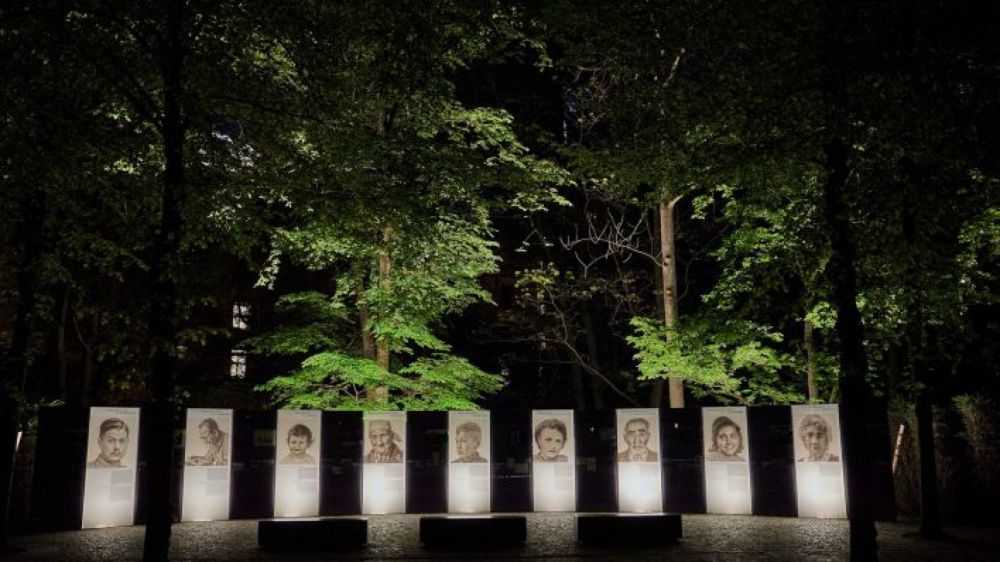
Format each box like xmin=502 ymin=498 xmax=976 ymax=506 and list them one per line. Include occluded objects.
xmin=257 ymin=517 xmax=367 ymax=551
xmin=419 ymin=515 xmax=527 ymax=548
xmin=576 ymin=513 xmax=682 ymax=547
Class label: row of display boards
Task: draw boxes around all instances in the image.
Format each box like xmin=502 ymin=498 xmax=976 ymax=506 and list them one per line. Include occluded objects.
xmin=27 ymin=405 xmax=896 ymax=528
xmin=70 ymin=404 xmax=868 ymax=529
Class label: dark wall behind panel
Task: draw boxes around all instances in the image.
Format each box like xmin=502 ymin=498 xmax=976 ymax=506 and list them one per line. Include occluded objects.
xmin=230 ymin=410 xmax=276 ymax=519
xmin=748 ymin=406 xmax=796 ymax=516
xmin=661 ymin=408 xmax=706 ymax=513
xmin=575 ymin=409 xmax=617 ymax=512
xmin=31 ymin=407 xmax=88 ymax=530
xmin=322 ymin=411 xmax=362 ymax=515
xmin=406 ymin=411 xmax=447 ymax=514
xmin=491 ymin=409 xmax=531 ymax=512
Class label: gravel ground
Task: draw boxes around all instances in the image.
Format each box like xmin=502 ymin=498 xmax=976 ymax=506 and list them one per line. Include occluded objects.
xmin=5 ymin=514 xmax=998 ymax=561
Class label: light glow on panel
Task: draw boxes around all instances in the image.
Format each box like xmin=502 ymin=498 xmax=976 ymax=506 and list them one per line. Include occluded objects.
xmin=181 ymin=408 xmax=233 ymax=522
xmin=531 ymin=409 xmax=575 ymax=512
xmin=81 ymin=407 xmax=140 ymax=529
xmin=362 ymin=411 xmax=406 ymax=514
xmin=615 ymin=408 xmax=662 ymax=513
xmin=447 ymin=410 xmax=491 ymax=514
xmin=702 ymin=406 xmax=753 ymax=515
xmin=792 ymin=404 xmax=847 ymax=519
xmin=274 ymin=410 xmax=322 ymax=518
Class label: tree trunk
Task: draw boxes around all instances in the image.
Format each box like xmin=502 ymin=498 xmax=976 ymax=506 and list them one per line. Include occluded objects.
xmin=79 ymin=314 xmax=98 ymax=408
xmin=659 ymin=197 xmax=684 ymax=408
xmin=0 ymin=194 xmax=45 ymax=550
xmin=821 ymin=141 xmax=877 ymax=561
xmin=356 ymin=263 xmax=376 ymax=361
xmin=650 ymin=207 xmax=665 ymax=408
xmin=569 ymin=361 xmax=587 ymax=410
xmin=900 ymin=168 xmax=942 ymax=538
xmin=915 ymin=385 xmax=941 ymax=537
xmin=54 ymin=286 xmax=69 ymax=400
xmin=582 ymin=311 xmax=605 ymax=410
xmin=804 ymin=318 xmax=818 ymax=401
xmin=885 ymin=342 xmax=901 ymax=401
xmin=371 ymin=227 xmax=392 ymax=403
xmin=142 ymin=2 xmax=185 ymax=560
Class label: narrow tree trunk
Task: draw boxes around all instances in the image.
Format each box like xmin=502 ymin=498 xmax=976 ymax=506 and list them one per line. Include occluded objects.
xmin=650 ymin=208 xmax=665 ymax=408
xmin=804 ymin=318 xmax=818 ymax=401
xmin=79 ymin=314 xmax=98 ymax=408
xmin=142 ymin=3 xmax=185 ymax=560
xmin=569 ymin=362 xmax=587 ymax=410
xmin=821 ymin=141 xmax=877 ymax=561
xmin=915 ymin=385 xmax=941 ymax=537
xmin=659 ymin=197 xmax=684 ymax=408
xmin=582 ymin=311 xmax=605 ymax=410
xmin=54 ymin=286 xmax=69 ymax=400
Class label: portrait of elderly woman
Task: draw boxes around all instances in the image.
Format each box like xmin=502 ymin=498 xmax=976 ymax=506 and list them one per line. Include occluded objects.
xmin=364 ymin=419 xmax=404 ymax=463
xmin=279 ymin=423 xmax=317 ymax=465
xmin=797 ymin=414 xmax=840 ymax=462
xmin=705 ymin=416 xmax=746 ymax=462
xmin=533 ymin=418 xmax=569 ymax=462
xmin=452 ymin=421 xmax=487 ymax=463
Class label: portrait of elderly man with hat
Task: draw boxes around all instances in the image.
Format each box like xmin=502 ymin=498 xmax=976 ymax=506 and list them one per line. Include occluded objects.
xmin=364 ymin=419 xmax=404 ymax=463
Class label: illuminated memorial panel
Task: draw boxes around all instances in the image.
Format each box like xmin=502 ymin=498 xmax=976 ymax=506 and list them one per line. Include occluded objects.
xmin=447 ymin=410 xmax=491 ymax=513
xmin=702 ymin=406 xmax=753 ymax=514
xmin=362 ymin=411 xmax=407 ymax=514
xmin=274 ymin=409 xmax=322 ymax=517
xmin=81 ymin=406 xmax=140 ymax=529
xmin=531 ymin=409 xmax=576 ymax=512
xmin=181 ymin=408 xmax=233 ymax=522
xmin=792 ymin=404 xmax=847 ymax=518
xmin=615 ymin=408 xmax=663 ymax=513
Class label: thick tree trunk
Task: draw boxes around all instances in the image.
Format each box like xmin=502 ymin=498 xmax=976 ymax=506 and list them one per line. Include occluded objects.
xmin=0 ymin=195 xmax=45 ymax=550
xmin=821 ymin=141 xmax=878 ymax=561
xmin=659 ymin=198 xmax=684 ymax=408
xmin=356 ymin=263 xmax=376 ymax=361
xmin=804 ymin=319 xmax=818 ymax=400
xmin=915 ymin=386 xmax=941 ymax=537
xmin=142 ymin=2 xmax=185 ymax=560
xmin=900 ymin=170 xmax=943 ymax=538
xmin=0 ymin=396 xmax=16 ymax=552
xmin=885 ymin=343 xmax=901 ymax=400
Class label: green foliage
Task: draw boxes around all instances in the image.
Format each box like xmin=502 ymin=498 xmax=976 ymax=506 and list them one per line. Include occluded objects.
xmin=251 ymin=1 xmax=569 ymax=410
xmin=628 ymin=316 xmax=803 ymax=404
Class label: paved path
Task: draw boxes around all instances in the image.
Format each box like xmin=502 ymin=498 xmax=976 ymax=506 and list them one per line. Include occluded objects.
xmin=5 ymin=514 xmax=998 ymax=561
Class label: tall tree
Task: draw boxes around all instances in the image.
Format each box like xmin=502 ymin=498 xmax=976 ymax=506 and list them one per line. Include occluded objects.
xmin=252 ymin=1 xmax=568 ymax=411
